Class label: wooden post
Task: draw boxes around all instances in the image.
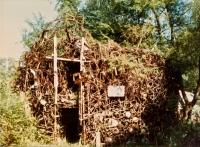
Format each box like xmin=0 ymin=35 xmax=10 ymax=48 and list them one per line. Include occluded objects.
xmin=96 ymin=131 xmax=101 ymax=147
xmin=53 ymin=35 xmax=58 ymax=140
xmin=80 ymin=37 xmax=86 ymax=144
xmin=80 ymin=37 xmax=84 ymax=71
xmin=79 ymin=38 xmax=85 ymax=126
xmin=79 ymin=72 xmax=82 ymax=126
xmin=87 ymin=83 xmax=90 ymax=124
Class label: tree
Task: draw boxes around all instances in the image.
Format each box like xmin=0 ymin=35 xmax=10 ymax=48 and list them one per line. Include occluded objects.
xmin=81 ymin=0 xmax=157 ymax=45
xmin=55 ymin=0 xmax=192 ymax=51
xmin=165 ymin=0 xmax=200 ymax=120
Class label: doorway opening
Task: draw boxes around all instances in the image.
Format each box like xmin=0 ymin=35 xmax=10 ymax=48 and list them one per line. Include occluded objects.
xmin=61 ymin=108 xmax=81 ymax=143
xmin=59 ymin=61 xmax=82 ymax=142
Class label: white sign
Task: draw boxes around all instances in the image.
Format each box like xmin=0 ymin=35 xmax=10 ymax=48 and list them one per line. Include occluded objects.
xmin=108 ymin=86 xmax=125 ymax=97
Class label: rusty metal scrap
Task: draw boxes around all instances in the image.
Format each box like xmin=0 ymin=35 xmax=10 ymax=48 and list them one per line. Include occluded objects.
xmin=13 ymin=13 xmax=168 ymax=146
xmin=81 ymin=49 xmax=167 ymax=145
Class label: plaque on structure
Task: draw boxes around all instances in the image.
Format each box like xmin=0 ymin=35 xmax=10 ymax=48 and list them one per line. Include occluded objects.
xmin=108 ymin=86 xmax=125 ymax=97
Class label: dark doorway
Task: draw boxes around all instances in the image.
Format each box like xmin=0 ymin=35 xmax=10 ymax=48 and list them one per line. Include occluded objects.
xmin=64 ymin=61 xmax=80 ymax=92
xmin=61 ymin=108 xmax=81 ymax=143
xmin=60 ymin=62 xmax=81 ymax=142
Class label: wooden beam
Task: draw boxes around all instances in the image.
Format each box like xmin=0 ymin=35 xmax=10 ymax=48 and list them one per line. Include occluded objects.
xmin=46 ymin=56 xmax=90 ymax=62
xmin=53 ymin=35 xmax=58 ymax=141
xmin=80 ymin=37 xmax=84 ymax=71
xmin=80 ymin=37 xmax=86 ymax=144
xmin=96 ymin=131 xmax=101 ymax=147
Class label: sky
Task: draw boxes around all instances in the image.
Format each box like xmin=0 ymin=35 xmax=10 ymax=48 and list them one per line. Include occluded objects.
xmin=0 ymin=0 xmax=58 ymax=60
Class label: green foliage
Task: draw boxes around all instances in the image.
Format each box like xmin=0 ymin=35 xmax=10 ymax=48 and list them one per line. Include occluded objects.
xmin=22 ymin=13 xmax=46 ymax=48
xmin=55 ymin=0 xmax=81 ymax=13
xmin=54 ymin=0 xmax=192 ymax=52
xmin=182 ymin=68 xmax=198 ymax=92
xmin=167 ymin=94 xmax=178 ymax=110
xmin=0 ymin=58 xmax=16 ymax=71
xmin=165 ymin=122 xmax=200 ymax=147
xmin=0 ymin=65 xmax=52 ymax=146
xmin=122 ymin=23 xmax=156 ymax=48
xmin=103 ymin=53 xmax=161 ymax=81
xmin=103 ymin=54 xmax=136 ymax=72
xmin=80 ymin=0 xmax=152 ymax=44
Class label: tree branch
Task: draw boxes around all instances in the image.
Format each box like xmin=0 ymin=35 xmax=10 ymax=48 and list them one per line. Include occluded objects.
xmin=152 ymin=7 xmax=163 ymax=40
xmin=178 ymin=70 xmax=189 ymax=105
xmin=192 ymin=56 xmax=200 ymax=106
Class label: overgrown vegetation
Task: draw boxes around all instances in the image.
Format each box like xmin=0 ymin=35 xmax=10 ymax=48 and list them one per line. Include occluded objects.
xmin=164 ymin=122 xmax=200 ymax=146
xmin=0 ymin=63 xmax=52 ymax=146
xmin=0 ymin=59 xmax=90 ymax=146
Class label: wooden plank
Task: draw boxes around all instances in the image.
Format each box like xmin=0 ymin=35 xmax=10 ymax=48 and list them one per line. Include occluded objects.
xmin=80 ymin=37 xmax=85 ymax=71
xmin=87 ymin=84 xmax=90 ymax=124
xmin=80 ymin=37 xmax=86 ymax=144
xmin=46 ymin=56 xmax=90 ymax=62
xmin=54 ymin=36 xmax=58 ymax=89
xmin=53 ymin=35 xmax=58 ymax=141
xmin=96 ymin=131 xmax=101 ymax=147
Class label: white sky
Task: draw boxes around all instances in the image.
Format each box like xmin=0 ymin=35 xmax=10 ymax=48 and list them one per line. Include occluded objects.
xmin=0 ymin=0 xmax=58 ymax=60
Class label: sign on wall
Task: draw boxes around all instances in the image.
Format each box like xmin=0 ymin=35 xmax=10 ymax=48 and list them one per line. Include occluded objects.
xmin=108 ymin=86 xmax=125 ymax=97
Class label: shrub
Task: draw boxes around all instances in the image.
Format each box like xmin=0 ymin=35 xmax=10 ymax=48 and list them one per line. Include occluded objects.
xmin=0 ymin=68 xmax=52 ymax=146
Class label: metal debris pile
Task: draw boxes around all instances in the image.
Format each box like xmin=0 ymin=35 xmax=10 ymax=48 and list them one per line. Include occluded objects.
xmin=14 ymin=13 xmax=168 ymax=146
xmin=82 ymin=45 xmax=167 ymax=145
